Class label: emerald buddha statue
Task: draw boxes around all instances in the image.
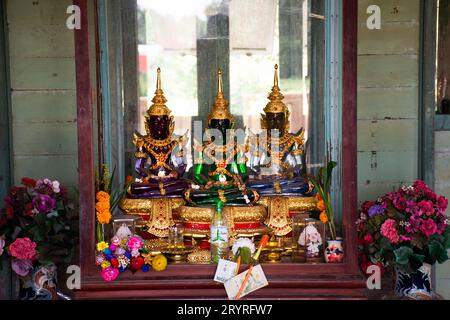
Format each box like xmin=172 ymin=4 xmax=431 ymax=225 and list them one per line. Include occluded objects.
xmin=183 ymin=69 xmax=259 ymax=207
xmin=129 ymin=67 xmax=189 ymax=199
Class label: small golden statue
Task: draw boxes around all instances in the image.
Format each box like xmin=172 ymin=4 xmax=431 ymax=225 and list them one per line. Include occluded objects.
xmin=120 ymin=68 xmax=188 ymax=237
xmin=247 ymin=65 xmax=316 ymax=236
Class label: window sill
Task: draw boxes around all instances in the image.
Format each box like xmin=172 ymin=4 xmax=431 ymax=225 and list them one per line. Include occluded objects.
xmin=74 ymin=262 xmax=366 ymax=299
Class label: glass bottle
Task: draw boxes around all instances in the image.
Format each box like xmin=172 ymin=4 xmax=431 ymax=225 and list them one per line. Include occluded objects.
xmin=210 ymin=201 xmax=229 ymax=263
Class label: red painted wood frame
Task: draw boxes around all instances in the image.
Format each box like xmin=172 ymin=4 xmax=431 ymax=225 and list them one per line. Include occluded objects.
xmin=74 ymin=0 xmax=364 ymax=299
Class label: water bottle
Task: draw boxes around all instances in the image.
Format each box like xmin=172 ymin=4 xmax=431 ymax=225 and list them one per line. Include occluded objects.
xmin=210 ymin=201 xmax=229 ymax=263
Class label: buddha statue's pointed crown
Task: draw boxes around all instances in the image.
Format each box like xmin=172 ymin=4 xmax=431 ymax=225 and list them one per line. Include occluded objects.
xmin=263 ymin=64 xmax=288 ymax=115
xmin=207 ymin=68 xmax=235 ymax=126
xmin=147 ymin=67 xmax=172 ymax=117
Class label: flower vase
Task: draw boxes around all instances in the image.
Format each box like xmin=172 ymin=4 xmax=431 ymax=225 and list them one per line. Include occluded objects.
xmin=324 ymin=238 xmax=344 ymax=263
xmin=18 ymin=264 xmax=70 ymax=300
xmin=395 ymin=263 xmax=433 ymax=300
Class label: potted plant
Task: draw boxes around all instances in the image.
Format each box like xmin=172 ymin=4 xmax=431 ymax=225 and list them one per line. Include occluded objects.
xmin=310 ymin=160 xmax=343 ymax=263
xmin=357 ymin=180 xmax=450 ymax=299
xmin=0 ymin=178 xmax=76 ymax=300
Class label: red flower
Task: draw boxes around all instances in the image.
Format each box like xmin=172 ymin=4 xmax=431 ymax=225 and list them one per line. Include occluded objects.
xmin=363 ymin=233 xmax=374 ymax=244
xmin=393 ymin=197 xmax=407 ymax=211
xmin=418 ymin=200 xmax=434 ymax=216
xmin=420 ymin=219 xmax=438 ymax=238
xmin=110 ymin=258 xmax=119 ymax=268
xmin=437 ymin=196 xmax=448 ymax=211
xmin=361 ymin=201 xmax=375 ymax=214
xmin=130 ymin=256 xmax=145 ymax=270
xmin=6 ymin=207 xmax=14 ymax=220
xmin=21 ymin=177 xmax=37 ymax=188
xmin=9 ymin=237 xmax=37 ymax=260
xmin=24 ymin=202 xmax=34 ymax=216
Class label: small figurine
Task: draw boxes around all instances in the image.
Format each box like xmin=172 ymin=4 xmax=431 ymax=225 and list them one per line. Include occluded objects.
xmin=298 ymin=223 xmax=323 ymax=258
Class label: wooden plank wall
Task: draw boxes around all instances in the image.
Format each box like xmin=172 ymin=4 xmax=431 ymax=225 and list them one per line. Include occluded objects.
xmin=357 ymin=0 xmax=420 ymax=202
xmin=6 ymin=0 xmax=78 ymax=192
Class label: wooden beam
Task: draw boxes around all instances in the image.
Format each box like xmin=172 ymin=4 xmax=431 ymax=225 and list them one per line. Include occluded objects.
xmin=342 ymin=0 xmax=359 ymax=275
xmin=419 ymin=0 xmax=437 ymax=186
xmin=74 ymin=0 xmax=95 ymax=278
xmin=0 ymin=0 xmax=12 ymax=300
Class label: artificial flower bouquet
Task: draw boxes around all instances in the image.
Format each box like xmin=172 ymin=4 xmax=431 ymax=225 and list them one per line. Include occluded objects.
xmin=96 ymin=234 xmax=168 ymax=281
xmin=357 ymin=180 xmax=450 ymax=275
xmin=0 ymin=178 xmax=76 ymax=277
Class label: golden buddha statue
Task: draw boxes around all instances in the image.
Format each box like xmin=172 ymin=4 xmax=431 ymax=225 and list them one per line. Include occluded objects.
xmin=119 ymin=68 xmax=188 ymax=237
xmin=247 ymin=65 xmax=316 ymax=236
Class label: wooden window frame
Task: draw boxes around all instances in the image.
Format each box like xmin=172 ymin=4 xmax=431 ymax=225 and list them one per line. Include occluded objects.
xmin=73 ymin=0 xmax=365 ymax=299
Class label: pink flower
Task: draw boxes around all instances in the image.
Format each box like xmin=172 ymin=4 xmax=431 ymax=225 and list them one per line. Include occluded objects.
xmin=11 ymin=259 xmax=33 ymax=277
xmin=400 ymin=235 xmax=412 ymax=242
xmin=420 ymin=219 xmax=438 ymax=238
xmin=51 ymin=180 xmax=60 ymax=193
xmin=95 ymin=254 xmax=105 ymax=266
xmin=437 ymin=196 xmax=448 ymax=211
xmin=418 ymin=200 xmax=434 ymax=216
xmin=111 ymin=235 xmax=121 ymax=246
xmin=380 ymin=219 xmax=401 ymax=244
xmin=127 ymin=236 xmax=143 ymax=250
xmin=9 ymin=237 xmax=37 ymax=260
xmin=100 ymin=267 xmax=119 ymax=281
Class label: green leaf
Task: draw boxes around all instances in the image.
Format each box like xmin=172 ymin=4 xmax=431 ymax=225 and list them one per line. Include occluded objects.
xmin=394 ymin=246 xmax=413 ymax=265
xmin=239 ymin=247 xmax=252 ymax=264
xmin=410 ymin=254 xmax=425 ymax=270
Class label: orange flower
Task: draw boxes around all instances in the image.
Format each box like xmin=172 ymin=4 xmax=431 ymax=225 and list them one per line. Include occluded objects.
xmin=96 ymin=191 xmax=110 ymax=202
xmin=316 ymin=193 xmax=323 ymax=201
xmin=320 ymin=211 xmax=329 ymax=224
xmin=317 ymin=200 xmax=326 ymax=211
xmin=95 ymin=200 xmax=110 ymax=213
xmin=97 ymin=210 xmax=112 ymax=224
xmin=126 ymin=176 xmax=133 ymax=184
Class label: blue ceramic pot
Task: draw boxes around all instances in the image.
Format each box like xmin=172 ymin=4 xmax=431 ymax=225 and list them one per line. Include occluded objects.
xmin=395 ymin=263 xmax=432 ymax=299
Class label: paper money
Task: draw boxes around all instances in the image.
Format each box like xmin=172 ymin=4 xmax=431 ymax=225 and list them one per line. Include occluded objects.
xmin=223 ymin=264 xmax=268 ymax=300
xmin=214 ymin=259 xmax=238 ymax=283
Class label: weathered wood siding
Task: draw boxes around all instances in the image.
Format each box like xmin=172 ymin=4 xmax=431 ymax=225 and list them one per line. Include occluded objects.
xmin=7 ymin=0 xmax=78 ymax=191
xmin=357 ymin=0 xmax=420 ymax=202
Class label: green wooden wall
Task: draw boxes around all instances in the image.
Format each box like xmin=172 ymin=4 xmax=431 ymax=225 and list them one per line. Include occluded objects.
xmin=357 ymin=0 xmax=420 ymax=202
xmin=7 ymin=0 xmax=78 ymax=193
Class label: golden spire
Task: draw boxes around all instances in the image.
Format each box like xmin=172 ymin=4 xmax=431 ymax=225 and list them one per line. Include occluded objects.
xmin=207 ymin=68 xmax=235 ymax=126
xmin=147 ymin=67 xmax=172 ymax=117
xmin=263 ymin=64 xmax=288 ymax=115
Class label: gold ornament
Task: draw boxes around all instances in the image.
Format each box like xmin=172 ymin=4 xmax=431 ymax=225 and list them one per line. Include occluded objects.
xmin=207 ymin=69 xmax=235 ymax=126
xmin=146 ymin=67 xmax=172 ymax=117
xmin=261 ymin=64 xmax=291 ymax=132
